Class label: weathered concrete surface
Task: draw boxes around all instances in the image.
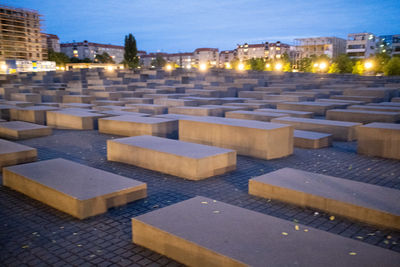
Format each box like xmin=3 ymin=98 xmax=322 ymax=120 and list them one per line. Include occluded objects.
xmin=0 ymin=138 xmax=37 ymax=168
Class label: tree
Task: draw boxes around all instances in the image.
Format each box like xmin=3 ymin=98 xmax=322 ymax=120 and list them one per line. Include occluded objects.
xmin=384 ymin=57 xmax=400 ymax=76
xmin=298 ymin=57 xmax=312 ymax=72
xmin=372 ymin=53 xmax=391 ymax=74
xmin=124 ymin=33 xmax=139 ymax=69
xmin=47 ymin=49 xmax=70 ymax=66
xmin=151 ymin=55 xmax=166 ymax=68
xmin=328 ymin=63 xmax=339 ymax=73
xmin=352 ymin=60 xmax=364 ymax=75
xmin=332 ymin=54 xmax=353 ymax=74
xmin=247 ymin=58 xmax=265 ymax=71
xmin=95 ymin=52 xmax=115 ymax=63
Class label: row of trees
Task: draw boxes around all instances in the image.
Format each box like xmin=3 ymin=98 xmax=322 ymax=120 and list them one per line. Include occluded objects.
xmin=235 ymin=53 xmax=400 ymax=76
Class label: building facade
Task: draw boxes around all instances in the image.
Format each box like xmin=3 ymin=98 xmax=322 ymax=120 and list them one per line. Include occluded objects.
xmin=267 ymin=41 xmax=291 ymax=60
xmin=295 ymin=37 xmax=346 ymax=59
xmin=43 ymin=33 xmax=60 ymax=52
xmin=219 ymin=50 xmax=236 ymax=67
xmin=61 ymin=41 xmax=146 ymax=64
xmin=236 ymin=43 xmax=267 ymax=61
xmin=346 ymin=33 xmax=377 ymax=59
xmin=378 ymin=35 xmax=400 ymax=57
xmin=0 ymin=5 xmax=45 ymax=61
xmin=194 ymin=48 xmax=219 ymax=66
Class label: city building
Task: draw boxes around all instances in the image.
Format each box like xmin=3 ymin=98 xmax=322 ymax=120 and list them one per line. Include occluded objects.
xmin=236 ymin=43 xmax=267 ymax=61
xmin=194 ymin=48 xmax=219 ymax=66
xmin=42 ymin=33 xmax=60 ymax=52
xmin=378 ymin=34 xmax=400 ymax=57
xmin=60 ymin=40 xmax=146 ymax=63
xmin=267 ymin=41 xmax=291 ymax=60
xmin=295 ymin=37 xmax=346 ymax=59
xmin=219 ymin=50 xmax=236 ymax=67
xmin=166 ymin=53 xmax=195 ymax=68
xmin=140 ymin=53 xmax=168 ymax=67
xmin=0 ymin=4 xmax=45 ymax=61
xmin=346 ymin=33 xmax=377 ymax=59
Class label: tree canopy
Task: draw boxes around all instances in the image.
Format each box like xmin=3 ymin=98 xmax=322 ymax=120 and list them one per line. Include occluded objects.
xmin=124 ymin=33 xmax=139 ymax=69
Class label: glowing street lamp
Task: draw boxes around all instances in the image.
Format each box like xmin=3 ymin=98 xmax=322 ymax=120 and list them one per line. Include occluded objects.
xmin=107 ymin=66 xmax=114 ymax=71
xmin=225 ymin=63 xmax=231 ymax=69
xmin=266 ymin=63 xmax=271 ymax=68
xmin=275 ymin=63 xmax=283 ymax=71
xmin=165 ymin=64 xmax=172 ymax=71
xmin=186 ymin=64 xmax=192 ymax=69
xmin=237 ymin=63 xmax=245 ymax=71
xmin=1 ymin=64 xmax=7 ymax=71
xmin=313 ymin=63 xmax=319 ymax=68
xmin=364 ymin=61 xmax=373 ymax=70
xmin=199 ymin=63 xmax=207 ymax=71
xmin=319 ymin=62 xmax=327 ymax=71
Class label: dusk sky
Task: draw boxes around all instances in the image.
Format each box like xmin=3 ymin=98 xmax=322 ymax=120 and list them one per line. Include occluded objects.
xmin=4 ymin=0 xmax=400 ymax=53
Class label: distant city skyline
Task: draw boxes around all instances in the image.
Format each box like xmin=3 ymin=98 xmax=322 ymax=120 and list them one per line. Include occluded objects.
xmin=3 ymin=0 xmax=400 ymax=53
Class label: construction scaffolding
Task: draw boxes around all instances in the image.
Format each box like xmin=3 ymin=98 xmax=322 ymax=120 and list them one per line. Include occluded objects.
xmin=0 ymin=4 xmax=46 ymax=61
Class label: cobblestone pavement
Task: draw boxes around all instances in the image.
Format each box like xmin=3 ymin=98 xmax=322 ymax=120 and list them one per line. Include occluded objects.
xmin=1 ymin=129 xmax=399 ymax=266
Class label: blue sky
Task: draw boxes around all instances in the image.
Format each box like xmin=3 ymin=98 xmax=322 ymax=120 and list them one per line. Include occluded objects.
xmin=4 ymin=0 xmax=400 ymax=53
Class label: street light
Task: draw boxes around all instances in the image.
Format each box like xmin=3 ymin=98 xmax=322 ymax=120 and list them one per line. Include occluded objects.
xmin=107 ymin=66 xmax=113 ymax=71
xmin=275 ymin=63 xmax=283 ymax=71
xmin=319 ymin=62 xmax=327 ymax=71
xmin=199 ymin=63 xmax=207 ymax=71
xmin=364 ymin=61 xmax=373 ymax=70
xmin=237 ymin=63 xmax=245 ymax=71
xmin=165 ymin=64 xmax=172 ymax=71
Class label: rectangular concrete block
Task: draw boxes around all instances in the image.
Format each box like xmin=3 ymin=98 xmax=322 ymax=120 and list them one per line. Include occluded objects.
xmin=271 ymin=117 xmax=361 ymax=141
xmin=10 ymin=106 xmax=59 ymax=125
xmin=0 ymin=139 xmax=37 ymax=168
xmin=46 ymin=110 xmax=107 ymax=130
xmin=277 ymin=102 xmax=337 ymax=116
xmin=225 ymin=110 xmax=288 ymax=122
xmin=255 ymin=108 xmax=313 ymax=118
xmin=179 ymin=116 xmax=293 ymax=160
xmin=357 ymin=122 xmax=400 ymax=160
xmin=99 ymin=115 xmax=178 ymax=138
xmin=107 ymin=136 xmax=236 ymax=180
xmin=249 ymin=168 xmax=400 ymax=229
xmin=294 ymin=130 xmax=332 ymax=149
xmin=0 ymin=121 xmax=52 ymax=140
xmin=169 ymin=106 xmax=223 ymax=117
xmin=132 ymin=196 xmax=400 ymax=267
xmin=3 ymin=158 xmax=147 ymax=219
xmin=326 ymin=109 xmax=400 ymax=124
xmin=63 ymin=95 xmax=95 ymax=104
xmin=124 ymin=104 xmax=168 ymax=115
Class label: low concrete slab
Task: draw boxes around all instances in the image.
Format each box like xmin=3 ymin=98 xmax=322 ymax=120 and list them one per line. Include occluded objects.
xmin=63 ymin=95 xmax=95 ymax=104
xmin=3 ymin=158 xmax=147 ymax=219
xmin=99 ymin=115 xmax=178 ymax=138
xmin=255 ymin=108 xmax=314 ymax=118
xmin=124 ymin=104 xmax=168 ymax=115
xmin=0 ymin=139 xmax=37 ymax=168
xmin=330 ymin=95 xmax=383 ymax=103
xmin=249 ymin=168 xmax=400 ymax=230
xmin=294 ymin=130 xmax=332 ymax=149
xmin=0 ymin=121 xmax=52 ymax=140
xmin=46 ymin=110 xmax=107 ymax=130
xmin=225 ymin=110 xmax=287 ymax=122
xmin=277 ymin=102 xmax=337 ymax=116
xmin=271 ymin=117 xmax=361 ymax=141
xmin=326 ymin=109 xmax=400 ymax=124
xmin=132 ymin=196 xmax=400 ymax=267
xmin=357 ymin=122 xmax=400 ymax=160
xmin=10 ymin=106 xmax=59 ymax=125
xmin=179 ymin=116 xmax=293 ymax=160
xmin=168 ymin=106 xmax=223 ymax=117
xmin=108 ymin=136 xmax=236 ymax=180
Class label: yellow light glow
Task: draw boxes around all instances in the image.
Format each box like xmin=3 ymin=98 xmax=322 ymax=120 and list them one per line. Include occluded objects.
xmin=364 ymin=61 xmax=373 ymax=70
xmin=107 ymin=66 xmax=113 ymax=71
xmin=226 ymin=63 xmax=231 ymax=69
xmin=119 ymin=66 xmax=124 ymax=70
xmin=238 ymin=63 xmax=245 ymax=71
xmin=0 ymin=64 xmax=7 ymax=70
xmin=166 ymin=64 xmax=172 ymax=71
xmin=313 ymin=63 xmax=319 ymax=68
xmin=266 ymin=63 xmax=270 ymax=68
xmin=199 ymin=63 xmax=207 ymax=71
xmin=319 ymin=62 xmax=327 ymax=70
xmin=56 ymin=66 xmax=60 ymax=70
xmin=186 ymin=64 xmax=192 ymax=69
xmin=275 ymin=63 xmax=283 ymax=71
xmin=61 ymin=67 xmax=65 ymax=71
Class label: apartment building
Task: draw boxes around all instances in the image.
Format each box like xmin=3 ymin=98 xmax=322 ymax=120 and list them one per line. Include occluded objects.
xmin=167 ymin=53 xmax=195 ymax=68
xmin=295 ymin=37 xmax=346 ymax=59
xmin=219 ymin=50 xmax=236 ymax=67
xmin=0 ymin=4 xmax=45 ymax=61
xmin=43 ymin=33 xmax=60 ymax=52
xmin=61 ymin=41 xmax=125 ymax=63
xmin=267 ymin=41 xmax=291 ymax=60
xmin=378 ymin=34 xmax=400 ymax=57
xmin=346 ymin=33 xmax=377 ymax=59
xmin=194 ymin=48 xmax=219 ymax=66
xmin=236 ymin=43 xmax=267 ymax=61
